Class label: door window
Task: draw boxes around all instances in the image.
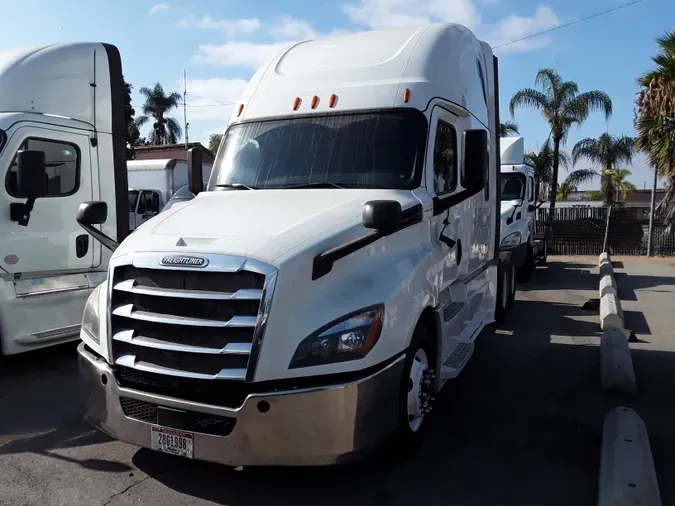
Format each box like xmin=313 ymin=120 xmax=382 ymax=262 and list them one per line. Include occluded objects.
xmin=137 ymin=190 xmax=160 ymax=214
xmin=528 ymin=176 xmax=535 ymax=202
xmin=433 ymin=120 xmax=457 ymax=195
xmin=5 ymin=138 xmax=80 ymax=197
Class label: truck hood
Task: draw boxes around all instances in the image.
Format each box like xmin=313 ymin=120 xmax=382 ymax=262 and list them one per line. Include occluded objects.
xmin=115 ymin=189 xmax=421 ymax=266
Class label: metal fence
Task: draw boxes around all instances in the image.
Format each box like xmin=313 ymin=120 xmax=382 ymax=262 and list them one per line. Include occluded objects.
xmin=535 ymin=206 xmax=675 ymax=256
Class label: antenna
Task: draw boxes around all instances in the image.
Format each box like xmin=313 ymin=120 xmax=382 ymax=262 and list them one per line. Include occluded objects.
xmin=183 ymin=69 xmax=189 ymax=149
xmin=90 ymin=50 xmax=99 ymax=147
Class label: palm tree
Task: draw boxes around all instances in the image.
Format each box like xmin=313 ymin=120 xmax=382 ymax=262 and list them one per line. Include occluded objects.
xmin=571 ymin=133 xmax=635 ymax=206
xmin=509 ymin=68 xmax=612 ymax=219
xmin=499 ymin=121 xmax=520 ymax=137
xmin=557 ymin=181 xmax=577 ymax=201
xmin=136 ymin=82 xmax=183 ymax=145
xmin=612 ymin=168 xmax=637 ymax=201
xmin=525 ymin=138 xmax=568 ymax=185
xmin=635 ymin=30 xmax=675 ymax=229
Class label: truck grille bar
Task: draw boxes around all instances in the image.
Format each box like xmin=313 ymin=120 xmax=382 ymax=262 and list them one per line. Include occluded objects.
xmin=109 ymin=253 xmax=277 ymax=393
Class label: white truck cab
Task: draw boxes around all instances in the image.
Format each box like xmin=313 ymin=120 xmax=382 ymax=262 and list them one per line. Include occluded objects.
xmin=49 ymin=24 xmax=516 ymax=466
xmin=0 ymin=43 xmax=129 ymax=362
xmin=499 ymin=137 xmax=549 ymax=282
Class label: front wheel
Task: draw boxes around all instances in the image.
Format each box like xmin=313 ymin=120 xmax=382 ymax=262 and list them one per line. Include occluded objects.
xmin=392 ymin=323 xmax=436 ymax=456
xmin=516 ymin=245 xmax=535 ymax=283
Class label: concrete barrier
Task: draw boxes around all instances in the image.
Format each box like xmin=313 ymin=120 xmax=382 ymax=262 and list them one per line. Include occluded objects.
xmin=601 ymin=292 xmax=625 ymax=331
xmin=599 ymin=407 xmax=662 ymax=506
xmin=599 ymin=252 xmax=611 ymax=266
xmin=599 ymin=261 xmax=614 ymax=277
xmin=600 ymin=329 xmax=636 ymax=394
xmin=600 ymin=274 xmax=618 ymax=298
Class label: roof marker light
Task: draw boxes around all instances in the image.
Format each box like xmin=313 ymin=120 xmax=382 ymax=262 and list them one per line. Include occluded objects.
xmin=329 ymin=94 xmax=337 ymax=108
xmin=311 ymin=95 xmax=319 ymax=109
xmin=403 ymin=88 xmax=411 ymax=103
xmin=293 ymin=97 xmax=301 ymax=110
xmin=236 ymin=104 xmax=244 ymax=117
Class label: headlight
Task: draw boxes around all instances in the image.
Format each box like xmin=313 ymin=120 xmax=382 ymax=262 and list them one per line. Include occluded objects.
xmin=500 ymin=231 xmax=521 ymax=248
xmin=82 ymin=284 xmax=102 ymax=344
xmin=289 ymin=305 xmax=384 ymax=369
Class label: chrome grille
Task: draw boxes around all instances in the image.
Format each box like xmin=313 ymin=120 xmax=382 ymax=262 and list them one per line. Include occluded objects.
xmin=109 ymin=254 xmax=277 ymax=390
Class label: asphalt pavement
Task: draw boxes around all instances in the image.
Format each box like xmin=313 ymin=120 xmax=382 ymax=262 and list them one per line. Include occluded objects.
xmin=2 ymin=256 xmax=675 ymax=506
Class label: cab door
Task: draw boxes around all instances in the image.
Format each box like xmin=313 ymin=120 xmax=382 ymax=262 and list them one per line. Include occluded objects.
xmin=0 ymin=124 xmax=94 ymax=274
xmin=134 ymin=190 xmax=161 ymax=227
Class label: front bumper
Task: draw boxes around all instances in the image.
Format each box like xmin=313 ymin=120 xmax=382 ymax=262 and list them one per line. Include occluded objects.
xmin=78 ymin=343 xmax=404 ymax=467
xmin=499 ymin=242 xmax=527 ymax=268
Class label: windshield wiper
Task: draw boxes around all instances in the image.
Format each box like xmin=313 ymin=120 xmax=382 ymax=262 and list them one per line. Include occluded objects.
xmin=276 ymin=182 xmax=346 ymax=189
xmin=215 ymin=183 xmax=258 ymax=190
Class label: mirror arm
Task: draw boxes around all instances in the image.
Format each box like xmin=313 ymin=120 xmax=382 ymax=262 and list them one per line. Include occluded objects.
xmin=77 ymin=222 xmax=119 ymax=252
xmin=11 ymin=198 xmax=38 ymax=227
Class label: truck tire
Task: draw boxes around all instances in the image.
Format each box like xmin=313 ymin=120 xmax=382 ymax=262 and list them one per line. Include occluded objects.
xmin=391 ymin=319 xmax=437 ymax=458
xmin=516 ymin=245 xmax=535 ymax=283
xmin=508 ymin=261 xmax=517 ymax=310
xmin=495 ymin=261 xmax=512 ymax=323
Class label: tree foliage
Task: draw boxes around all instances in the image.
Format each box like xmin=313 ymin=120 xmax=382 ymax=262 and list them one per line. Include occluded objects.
xmin=136 ymin=82 xmax=183 ymax=145
xmin=209 ymin=133 xmax=223 ymax=154
xmin=509 ymin=68 xmax=612 ymax=218
xmin=499 ymin=121 xmax=519 ymax=137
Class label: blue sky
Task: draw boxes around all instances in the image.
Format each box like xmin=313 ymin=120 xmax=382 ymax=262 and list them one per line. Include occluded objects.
xmin=0 ymin=0 xmax=673 ymax=189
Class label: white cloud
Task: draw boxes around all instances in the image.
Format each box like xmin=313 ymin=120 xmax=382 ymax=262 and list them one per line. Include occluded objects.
xmin=269 ymin=15 xmax=318 ymax=40
xmin=149 ymin=4 xmax=169 ymax=15
xmin=343 ymin=0 xmax=560 ymax=52
xmin=344 ymin=0 xmax=481 ymax=31
xmin=483 ymin=5 xmax=560 ymax=53
xmin=183 ymin=77 xmax=249 ymax=121
xmin=192 ymin=40 xmax=296 ymax=69
xmin=178 ymin=16 xmax=261 ymax=37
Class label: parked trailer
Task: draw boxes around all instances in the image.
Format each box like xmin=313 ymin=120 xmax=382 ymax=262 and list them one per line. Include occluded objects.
xmin=127 ymin=158 xmax=213 ymax=231
xmin=0 ymin=43 xmax=128 ymax=365
xmin=18 ymin=24 xmax=514 ymax=465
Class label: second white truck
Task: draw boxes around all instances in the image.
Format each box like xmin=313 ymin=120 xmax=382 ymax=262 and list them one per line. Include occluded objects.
xmin=499 ymin=136 xmax=548 ymax=282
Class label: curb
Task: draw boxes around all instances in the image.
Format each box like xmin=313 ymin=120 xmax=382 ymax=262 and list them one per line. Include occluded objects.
xmin=601 ymin=292 xmax=625 ymax=331
xmin=598 ymin=407 xmax=662 ymax=506
xmin=599 ymin=252 xmax=611 ymax=265
xmin=600 ymin=329 xmax=636 ymax=395
xmin=599 ymin=274 xmax=618 ymax=299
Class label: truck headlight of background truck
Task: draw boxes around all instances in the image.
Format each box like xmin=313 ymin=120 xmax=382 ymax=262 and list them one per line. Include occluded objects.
xmin=289 ymin=305 xmax=384 ymax=369
xmin=81 ymin=284 xmax=103 ymax=345
xmin=501 ymin=231 xmax=522 ymax=249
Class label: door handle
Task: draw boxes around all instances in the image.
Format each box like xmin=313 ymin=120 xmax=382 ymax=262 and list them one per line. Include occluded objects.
xmin=76 ymin=234 xmax=89 ymax=258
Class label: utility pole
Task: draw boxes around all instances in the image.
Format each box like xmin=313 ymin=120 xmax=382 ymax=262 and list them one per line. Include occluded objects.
xmin=183 ymin=69 xmax=189 ymax=149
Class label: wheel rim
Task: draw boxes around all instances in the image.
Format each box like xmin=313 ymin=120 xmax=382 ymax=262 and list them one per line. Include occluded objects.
xmin=407 ymin=348 xmax=430 ymax=432
xmin=502 ymin=269 xmax=509 ymax=309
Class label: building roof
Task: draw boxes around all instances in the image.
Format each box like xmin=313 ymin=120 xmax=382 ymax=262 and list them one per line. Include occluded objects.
xmin=131 ymin=142 xmax=215 ymax=164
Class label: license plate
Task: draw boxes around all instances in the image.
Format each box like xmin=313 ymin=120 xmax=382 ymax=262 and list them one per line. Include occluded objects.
xmin=150 ymin=426 xmax=194 ymax=458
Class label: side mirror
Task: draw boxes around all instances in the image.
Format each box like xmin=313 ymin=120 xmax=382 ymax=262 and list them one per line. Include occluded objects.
xmin=188 ymin=147 xmax=203 ymax=195
xmin=363 ymin=200 xmax=402 ymax=233
xmin=17 ymin=150 xmax=47 ymax=198
xmin=10 ymin=150 xmax=48 ymax=226
xmin=461 ymin=129 xmax=488 ymax=191
xmin=76 ymin=201 xmax=119 ymax=252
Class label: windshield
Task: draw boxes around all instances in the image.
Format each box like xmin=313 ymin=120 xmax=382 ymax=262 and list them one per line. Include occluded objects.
xmin=128 ymin=190 xmax=139 ymax=212
xmin=207 ymin=110 xmax=426 ymax=191
xmin=500 ymin=173 xmax=526 ymax=201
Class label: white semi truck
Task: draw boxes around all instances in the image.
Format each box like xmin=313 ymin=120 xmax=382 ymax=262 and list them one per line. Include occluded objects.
xmin=499 ymin=137 xmax=549 ymax=283
xmin=17 ymin=24 xmax=516 ymax=465
xmin=0 ymin=43 xmax=129 ymax=365
xmin=128 ymin=158 xmax=213 ymax=231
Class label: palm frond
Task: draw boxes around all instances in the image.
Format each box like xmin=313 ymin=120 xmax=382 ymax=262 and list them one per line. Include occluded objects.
xmin=509 ymin=89 xmax=549 ymax=117
xmin=565 ymin=169 xmax=599 ymax=187
xmin=166 ymin=117 xmax=182 ymax=143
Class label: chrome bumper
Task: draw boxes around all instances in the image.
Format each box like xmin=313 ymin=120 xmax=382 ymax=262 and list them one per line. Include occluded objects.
xmin=78 ymin=343 xmax=404 ymax=467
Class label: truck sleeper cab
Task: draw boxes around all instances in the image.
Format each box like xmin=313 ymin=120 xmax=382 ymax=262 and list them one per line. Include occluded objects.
xmin=68 ymin=24 xmax=510 ymax=466
xmin=0 ymin=43 xmax=129 ymax=364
